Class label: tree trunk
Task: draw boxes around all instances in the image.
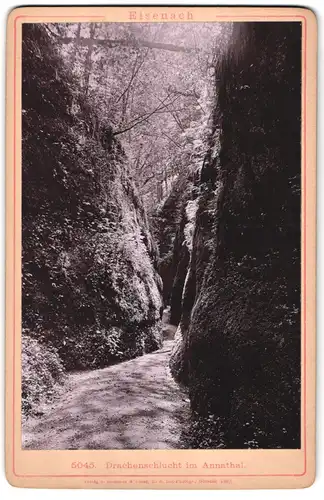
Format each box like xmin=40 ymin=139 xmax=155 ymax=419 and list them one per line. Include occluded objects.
xmin=83 ymin=23 xmax=96 ymax=96
xmin=71 ymin=24 xmax=81 ymax=68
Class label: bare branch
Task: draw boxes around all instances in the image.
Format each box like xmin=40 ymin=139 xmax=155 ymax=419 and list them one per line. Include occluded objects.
xmin=43 ymin=24 xmax=59 ymax=38
xmin=116 ymin=48 xmax=149 ymax=104
xmin=113 ymin=95 xmax=180 ymax=136
xmin=160 ymin=131 xmax=182 ymax=148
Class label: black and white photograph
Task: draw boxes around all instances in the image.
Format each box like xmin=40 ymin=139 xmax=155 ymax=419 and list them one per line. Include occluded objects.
xmin=21 ymin=19 xmax=302 ymax=451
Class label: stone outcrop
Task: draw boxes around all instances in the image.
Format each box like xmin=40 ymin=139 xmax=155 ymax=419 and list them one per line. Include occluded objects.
xmin=170 ymin=22 xmax=302 ymax=449
xmin=22 ymin=24 xmax=163 ymax=374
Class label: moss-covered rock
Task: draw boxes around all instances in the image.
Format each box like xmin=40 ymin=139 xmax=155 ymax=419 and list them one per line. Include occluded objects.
xmin=171 ymin=22 xmax=301 ymax=449
xmin=152 ymin=172 xmax=200 ymax=324
xmin=22 ymin=24 xmax=163 ymax=374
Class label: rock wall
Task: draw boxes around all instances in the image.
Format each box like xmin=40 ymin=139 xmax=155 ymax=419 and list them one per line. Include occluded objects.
xmin=22 ymin=24 xmax=163 ymax=375
xmin=171 ymin=22 xmax=302 ymax=449
xmin=152 ymin=171 xmax=199 ymax=325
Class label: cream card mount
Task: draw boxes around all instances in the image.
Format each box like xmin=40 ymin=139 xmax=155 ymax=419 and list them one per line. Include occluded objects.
xmin=6 ymin=5 xmax=316 ymax=490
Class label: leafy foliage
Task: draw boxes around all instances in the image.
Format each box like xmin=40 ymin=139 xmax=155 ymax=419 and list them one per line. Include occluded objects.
xmin=47 ymin=22 xmax=231 ymax=210
xmin=22 ymin=336 xmax=66 ymax=417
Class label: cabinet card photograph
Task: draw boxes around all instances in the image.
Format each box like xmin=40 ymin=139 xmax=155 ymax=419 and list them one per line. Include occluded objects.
xmin=6 ymin=5 xmax=316 ymax=490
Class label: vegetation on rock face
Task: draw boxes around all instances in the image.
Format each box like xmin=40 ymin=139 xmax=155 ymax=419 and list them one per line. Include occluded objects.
xmin=170 ymin=22 xmax=302 ymax=449
xmin=152 ymin=173 xmax=194 ymax=316
xmin=22 ymin=24 xmax=163 ymax=414
xmin=151 ymin=67 xmax=211 ymax=323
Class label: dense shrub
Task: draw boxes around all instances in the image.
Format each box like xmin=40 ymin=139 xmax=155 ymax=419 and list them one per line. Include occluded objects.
xmin=22 ymin=335 xmax=66 ymax=416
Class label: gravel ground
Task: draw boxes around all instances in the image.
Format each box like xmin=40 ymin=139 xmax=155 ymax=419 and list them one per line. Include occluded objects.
xmin=22 ymin=340 xmax=190 ymax=450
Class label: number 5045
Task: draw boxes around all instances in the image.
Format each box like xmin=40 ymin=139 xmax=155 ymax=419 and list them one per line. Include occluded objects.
xmin=71 ymin=462 xmax=95 ymax=469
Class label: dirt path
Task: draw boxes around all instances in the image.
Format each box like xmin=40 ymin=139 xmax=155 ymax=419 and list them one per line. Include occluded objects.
xmin=22 ymin=339 xmax=190 ymax=450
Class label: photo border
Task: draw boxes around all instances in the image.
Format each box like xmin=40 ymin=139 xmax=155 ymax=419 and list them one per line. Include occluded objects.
xmin=6 ymin=5 xmax=317 ymax=489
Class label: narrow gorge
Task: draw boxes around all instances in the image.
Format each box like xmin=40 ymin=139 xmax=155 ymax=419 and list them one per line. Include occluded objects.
xmin=22 ymin=21 xmax=301 ymax=451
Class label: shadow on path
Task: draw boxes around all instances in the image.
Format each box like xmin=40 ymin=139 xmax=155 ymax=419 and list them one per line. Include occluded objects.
xmin=23 ymin=340 xmax=190 ymax=450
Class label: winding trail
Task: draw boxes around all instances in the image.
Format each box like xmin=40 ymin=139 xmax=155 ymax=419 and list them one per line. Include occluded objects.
xmin=23 ymin=337 xmax=190 ymax=450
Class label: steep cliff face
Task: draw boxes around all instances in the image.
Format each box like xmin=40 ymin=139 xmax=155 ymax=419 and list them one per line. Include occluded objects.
xmin=171 ymin=22 xmax=301 ymax=448
xmin=22 ymin=24 xmax=163 ymax=384
xmin=152 ymin=172 xmax=199 ymax=325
